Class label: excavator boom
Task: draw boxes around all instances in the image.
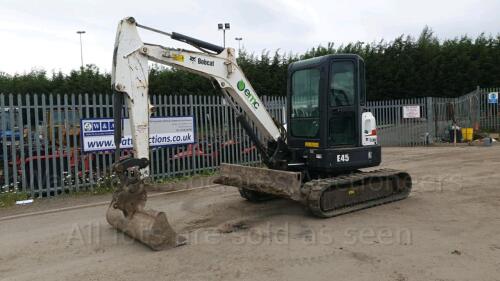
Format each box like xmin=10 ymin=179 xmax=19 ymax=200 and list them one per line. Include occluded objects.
xmin=108 ymin=17 xmax=291 ymax=250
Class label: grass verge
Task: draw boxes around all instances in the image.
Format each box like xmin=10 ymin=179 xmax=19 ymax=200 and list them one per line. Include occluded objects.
xmin=0 ymin=170 xmax=219 ymax=207
xmin=0 ymin=192 xmax=29 ymax=208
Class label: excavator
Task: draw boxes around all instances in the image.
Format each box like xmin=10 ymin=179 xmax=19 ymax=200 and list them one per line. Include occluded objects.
xmin=107 ymin=17 xmax=412 ymax=250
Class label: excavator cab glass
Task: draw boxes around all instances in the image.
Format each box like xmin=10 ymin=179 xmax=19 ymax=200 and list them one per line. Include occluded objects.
xmin=328 ymin=60 xmax=357 ymax=146
xmin=290 ymin=68 xmax=321 ymax=138
xmin=287 ymin=54 xmax=379 ymax=172
xmin=288 ymin=54 xmax=365 ymax=149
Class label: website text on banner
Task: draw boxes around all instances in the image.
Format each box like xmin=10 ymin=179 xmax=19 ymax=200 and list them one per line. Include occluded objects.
xmin=81 ymin=116 xmax=195 ymax=152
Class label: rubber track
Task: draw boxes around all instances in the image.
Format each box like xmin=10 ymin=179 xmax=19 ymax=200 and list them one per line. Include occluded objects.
xmin=307 ymin=169 xmax=412 ymax=218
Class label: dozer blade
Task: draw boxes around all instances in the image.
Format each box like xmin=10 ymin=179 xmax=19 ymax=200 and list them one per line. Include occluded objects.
xmin=106 ymin=206 xmax=185 ymax=251
xmin=214 ymin=163 xmax=303 ymax=201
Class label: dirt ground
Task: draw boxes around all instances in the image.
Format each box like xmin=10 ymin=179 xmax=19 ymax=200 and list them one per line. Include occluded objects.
xmin=1 ymin=146 xmax=500 ymax=281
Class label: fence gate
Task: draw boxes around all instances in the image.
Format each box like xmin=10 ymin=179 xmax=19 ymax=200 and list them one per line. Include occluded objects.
xmin=431 ymin=87 xmax=499 ymax=141
xmin=479 ymin=87 xmax=500 ymax=131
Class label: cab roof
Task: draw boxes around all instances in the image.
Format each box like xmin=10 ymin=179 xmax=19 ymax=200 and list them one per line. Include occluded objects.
xmin=288 ymin=54 xmax=363 ymax=72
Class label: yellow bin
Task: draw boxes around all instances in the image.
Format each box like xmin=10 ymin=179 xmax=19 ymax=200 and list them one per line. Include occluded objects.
xmin=461 ymin=128 xmax=474 ymax=141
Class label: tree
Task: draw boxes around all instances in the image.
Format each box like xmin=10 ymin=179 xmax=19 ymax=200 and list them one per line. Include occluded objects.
xmin=1 ymin=28 xmax=499 ymax=101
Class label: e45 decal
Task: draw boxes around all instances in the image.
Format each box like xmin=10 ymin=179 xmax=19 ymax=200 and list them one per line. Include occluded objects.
xmin=336 ymin=154 xmax=350 ymax=162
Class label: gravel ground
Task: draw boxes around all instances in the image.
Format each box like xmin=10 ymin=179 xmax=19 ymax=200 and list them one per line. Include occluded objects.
xmin=1 ymin=146 xmax=500 ymax=281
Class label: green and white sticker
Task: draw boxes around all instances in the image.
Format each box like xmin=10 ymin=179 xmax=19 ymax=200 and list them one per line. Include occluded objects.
xmin=237 ymin=79 xmax=260 ymax=109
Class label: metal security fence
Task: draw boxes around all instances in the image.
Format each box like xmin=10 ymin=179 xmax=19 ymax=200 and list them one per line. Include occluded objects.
xmin=0 ymin=93 xmax=284 ymax=197
xmin=367 ymin=88 xmax=500 ymax=146
xmin=1 ymin=88 xmax=498 ymax=197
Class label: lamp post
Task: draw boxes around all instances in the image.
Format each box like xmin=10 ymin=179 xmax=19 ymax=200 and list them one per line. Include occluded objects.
xmin=234 ymin=37 xmax=243 ymax=53
xmin=217 ymin=23 xmax=230 ymax=48
xmin=76 ymin=30 xmax=86 ymax=69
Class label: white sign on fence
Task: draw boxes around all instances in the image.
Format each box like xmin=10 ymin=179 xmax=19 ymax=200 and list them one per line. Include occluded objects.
xmin=488 ymin=92 xmax=498 ymax=104
xmin=81 ymin=116 xmax=195 ymax=152
xmin=403 ymin=105 xmax=421 ymax=118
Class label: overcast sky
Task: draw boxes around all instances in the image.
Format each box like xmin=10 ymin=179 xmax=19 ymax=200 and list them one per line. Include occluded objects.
xmin=1 ymin=0 xmax=498 ymax=75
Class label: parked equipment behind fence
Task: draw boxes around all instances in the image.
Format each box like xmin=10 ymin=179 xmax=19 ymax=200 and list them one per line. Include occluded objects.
xmin=0 ymin=87 xmax=498 ymax=197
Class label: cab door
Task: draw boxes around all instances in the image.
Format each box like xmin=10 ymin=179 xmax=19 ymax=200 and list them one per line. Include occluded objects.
xmin=328 ymin=59 xmax=358 ymax=147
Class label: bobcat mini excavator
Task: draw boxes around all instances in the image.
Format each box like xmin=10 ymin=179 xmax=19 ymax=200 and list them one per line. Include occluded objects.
xmin=107 ymin=17 xmax=412 ymax=250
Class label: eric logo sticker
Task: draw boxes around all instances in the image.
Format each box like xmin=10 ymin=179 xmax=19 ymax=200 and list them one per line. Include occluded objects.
xmin=237 ymin=80 xmax=260 ymax=110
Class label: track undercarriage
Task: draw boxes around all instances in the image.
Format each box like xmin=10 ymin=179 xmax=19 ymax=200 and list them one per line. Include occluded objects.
xmin=215 ymin=164 xmax=412 ymax=218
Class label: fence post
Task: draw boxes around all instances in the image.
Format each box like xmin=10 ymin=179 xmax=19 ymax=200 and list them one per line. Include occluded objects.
xmin=0 ymin=94 xmax=9 ymax=190
xmin=426 ymin=97 xmax=434 ymax=144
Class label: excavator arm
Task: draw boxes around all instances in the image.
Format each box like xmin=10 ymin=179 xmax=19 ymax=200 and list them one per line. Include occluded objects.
xmin=112 ymin=17 xmax=281 ymax=156
xmin=107 ymin=17 xmax=288 ymax=250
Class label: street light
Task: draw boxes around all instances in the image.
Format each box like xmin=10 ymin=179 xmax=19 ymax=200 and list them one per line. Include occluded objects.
xmin=76 ymin=30 xmax=86 ymax=69
xmin=235 ymin=37 xmax=243 ymax=53
xmin=218 ymin=23 xmax=230 ymax=48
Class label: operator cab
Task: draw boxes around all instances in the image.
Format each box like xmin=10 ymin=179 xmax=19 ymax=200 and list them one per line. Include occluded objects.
xmin=286 ymin=54 xmax=381 ymax=174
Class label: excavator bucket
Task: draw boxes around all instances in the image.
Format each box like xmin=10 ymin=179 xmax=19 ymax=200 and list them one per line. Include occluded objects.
xmin=105 ymin=158 xmax=185 ymax=250
xmin=106 ymin=206 xmax=185 ymax=251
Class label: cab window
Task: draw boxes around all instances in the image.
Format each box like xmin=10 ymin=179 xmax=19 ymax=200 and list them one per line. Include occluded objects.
xmin=330 ymin=61 xmax=355 ymax=107
xmin=290 ymin=68 xmax=321 ymax=138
